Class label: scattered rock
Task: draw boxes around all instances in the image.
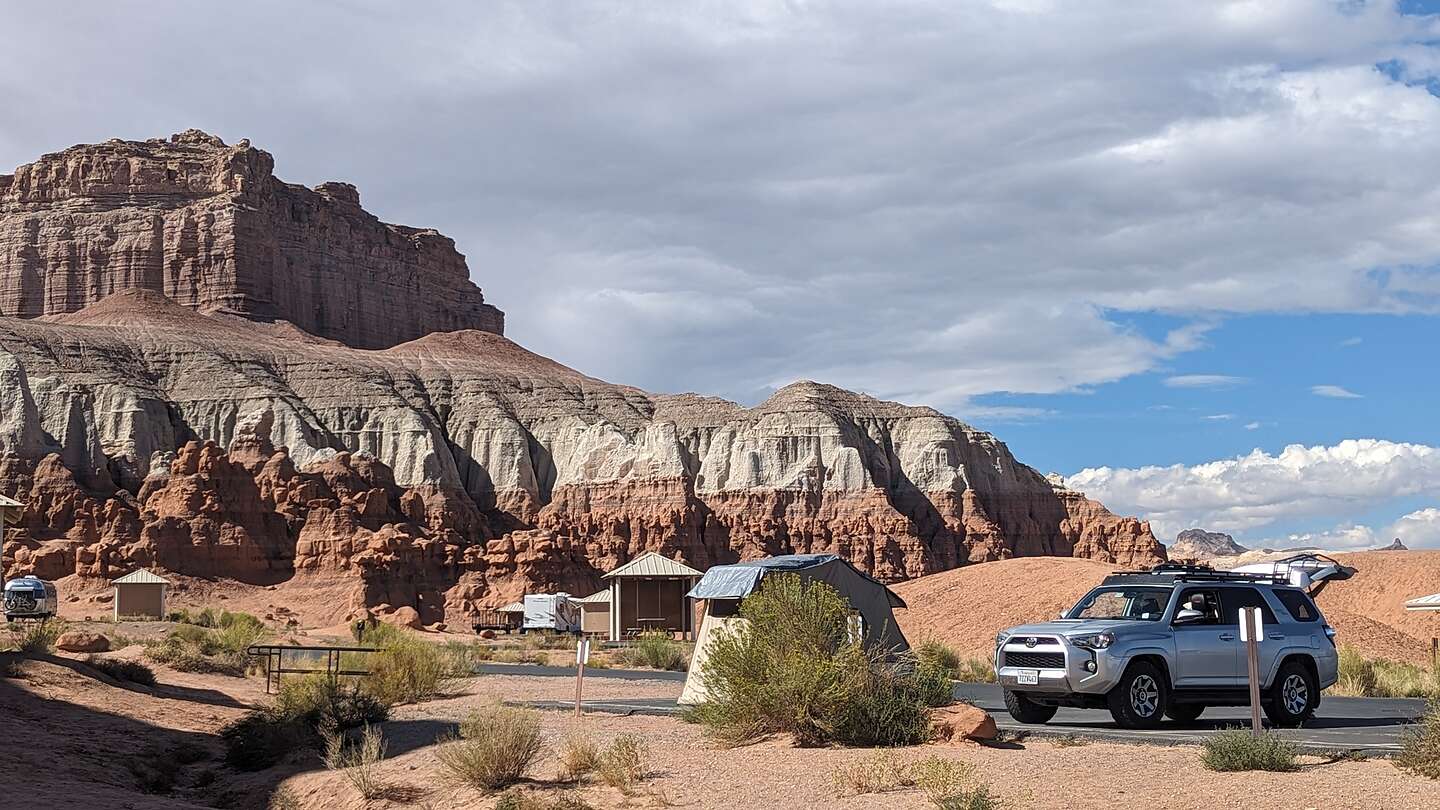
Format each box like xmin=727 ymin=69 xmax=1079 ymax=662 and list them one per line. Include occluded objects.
xmin=380 ymin=606 xmax=423 ymax=630
xmin=480 ymin=629 xmax=497 ymax=640
xmin=930 ymin=703 xmax=997 ymax=743
xmin=55 ymin=632 xmax=111 ymax=653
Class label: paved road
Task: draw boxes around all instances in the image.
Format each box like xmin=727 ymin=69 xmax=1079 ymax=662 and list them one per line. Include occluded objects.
xmin=485 ymin=663 xmax=1427 ymax=754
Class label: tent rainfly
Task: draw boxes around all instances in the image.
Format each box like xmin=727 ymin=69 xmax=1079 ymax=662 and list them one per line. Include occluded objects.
xmin=112 ymin=568 xmax=171 ymax=620
xmin=678 ymin=554 xmax=910 ymax=705
xmin=603 ymin=551 xmax=703 ymax=641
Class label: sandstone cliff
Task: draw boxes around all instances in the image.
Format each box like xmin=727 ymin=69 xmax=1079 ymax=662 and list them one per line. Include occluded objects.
xmin=0 ymin=291 xmax=1163 ymax=623
xmin=1169 ymin=528 xmax=1248 ymax=561
xmin=0 ymin=131 xmax=503 ymax=348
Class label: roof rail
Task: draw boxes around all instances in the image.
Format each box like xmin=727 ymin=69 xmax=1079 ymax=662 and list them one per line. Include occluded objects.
xmin=1103 ymin=562 xmax=1288 ymax=586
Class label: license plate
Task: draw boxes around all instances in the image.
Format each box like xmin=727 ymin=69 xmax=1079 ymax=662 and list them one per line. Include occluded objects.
xmin=1017 ymin=669 xmax=1039 ymax=685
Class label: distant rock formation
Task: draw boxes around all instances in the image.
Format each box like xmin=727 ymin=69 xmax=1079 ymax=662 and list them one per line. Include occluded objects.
xmin=1376 ymin=538 xmax=1408 ymax=551
xmin=1170 ymin=528 xmax=1248 ymax=560
xmin=0 ymin=130 xmax=503 ymax=348
xmin=0 ymin=132 xmax=1165 ymax=625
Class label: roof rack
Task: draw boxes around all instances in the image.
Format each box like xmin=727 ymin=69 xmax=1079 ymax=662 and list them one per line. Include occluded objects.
xmin=1103 ymin=562 xmax=1288 ymax=586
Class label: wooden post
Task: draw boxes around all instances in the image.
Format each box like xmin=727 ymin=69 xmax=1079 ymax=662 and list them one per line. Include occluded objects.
xmin=1241 ymin=607 xmax=1263 ymax=736
xmin=574 ymin=637 xmax=589 ymax=717
xmin=1431 ymin=637 xmax=1437 ymax=669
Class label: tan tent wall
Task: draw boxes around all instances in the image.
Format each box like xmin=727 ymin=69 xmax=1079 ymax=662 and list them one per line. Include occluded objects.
xmin=580 ymin=602 xmax=610 ymax=635
xmin=678 ymin=605 xmax=748 ymax=705
xmin=114 ymin=582 xmax=165 ymax=620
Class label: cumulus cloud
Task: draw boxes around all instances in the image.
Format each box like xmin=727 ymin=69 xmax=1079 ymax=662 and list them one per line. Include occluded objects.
xmin=1312 ymin=384 xmax=1364 ymax=398
xmin=1067 ymin=439 xmax=1440 ymax=541
xmin=1 ymin=2 xmax=1439 ymax=412
xmin=1165 ymin=375 xmax=1248 ymax=389
xmin=1275 ymin=508 xmax=1440 ymax=551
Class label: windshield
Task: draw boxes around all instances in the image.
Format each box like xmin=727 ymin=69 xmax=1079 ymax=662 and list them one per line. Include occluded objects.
xmin=1066 ymin=586 xmax=1171 ymax=621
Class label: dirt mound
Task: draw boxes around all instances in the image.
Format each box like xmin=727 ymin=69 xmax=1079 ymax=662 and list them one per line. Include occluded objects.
xmin=893 ymin=557 xmax=1115 ymax=657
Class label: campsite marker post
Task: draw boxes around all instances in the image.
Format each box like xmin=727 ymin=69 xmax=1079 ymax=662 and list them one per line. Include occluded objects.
xmin=574 ymin=637 xmax=590 ymax=717
xmin=1238 ymin=606 xmax=1264 ymax=735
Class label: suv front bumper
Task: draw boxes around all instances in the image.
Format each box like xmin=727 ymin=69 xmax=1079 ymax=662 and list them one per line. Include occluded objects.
xmin=994 ymin=635 xmax=1124 ymax=695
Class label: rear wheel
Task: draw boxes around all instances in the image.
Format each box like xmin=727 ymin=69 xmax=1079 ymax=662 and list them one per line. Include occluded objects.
xmin=1264 ymin=660 xmax=1318 ymax=727
xmin=1165 ymin=702 xmax=1206 ymax=724
xmin=1107 ymin=661 xmax=1169 ymax=729
xmin=1003 ymin=690 xmax=1058 ymax=724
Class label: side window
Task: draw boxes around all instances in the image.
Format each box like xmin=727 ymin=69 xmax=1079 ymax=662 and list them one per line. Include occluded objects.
xmin=1273 ymin=589 xmax=1320 ymax=622
xmin=1218 ymin=587 xmax=1276 ymax=625
xmin=1174 ymin=588 xmax=1221 ymax=625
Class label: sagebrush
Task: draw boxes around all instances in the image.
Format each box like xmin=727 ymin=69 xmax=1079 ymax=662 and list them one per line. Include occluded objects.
xmin=596 ymin=734 xmax=647 ymax=793
xmin=358 ymin=622 xmax=451 ymax=704
xmin=222 ymin=675 xmax=388 ymax=771
xmin=435 ymin=705 xmax=544 ymax=790
xmin=622 ymin=633 xmax=688 ymax=671
xmin=1200 ymin=730 xmax=1299 ymax=772
xmin=1396 ymin=701 xmax=1440 ymax=779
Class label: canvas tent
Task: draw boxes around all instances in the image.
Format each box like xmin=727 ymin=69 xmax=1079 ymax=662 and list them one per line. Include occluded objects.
xmin=678 ymin=554 xmax=909 ymax=705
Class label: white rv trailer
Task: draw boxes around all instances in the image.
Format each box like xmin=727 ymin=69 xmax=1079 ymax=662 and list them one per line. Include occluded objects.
xmin=522 ymin=593 xmax=582 ymax=633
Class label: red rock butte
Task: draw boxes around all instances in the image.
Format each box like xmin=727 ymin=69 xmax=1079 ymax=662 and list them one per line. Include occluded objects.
xmin=0 ymin=132 xmax=1164 ymax=626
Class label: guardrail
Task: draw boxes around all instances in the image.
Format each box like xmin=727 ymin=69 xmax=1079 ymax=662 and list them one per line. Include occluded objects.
xmin=246 ymin=644 xmax=378 ymax=694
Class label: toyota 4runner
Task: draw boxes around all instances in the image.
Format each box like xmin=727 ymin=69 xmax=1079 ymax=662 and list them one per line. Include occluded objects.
xmin=993 ymin=556 xmax=1354 ymax=729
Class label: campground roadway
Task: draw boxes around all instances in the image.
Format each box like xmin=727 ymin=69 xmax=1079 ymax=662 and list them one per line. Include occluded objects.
xmin=481 ymin=663 xmax=1428 ymax=754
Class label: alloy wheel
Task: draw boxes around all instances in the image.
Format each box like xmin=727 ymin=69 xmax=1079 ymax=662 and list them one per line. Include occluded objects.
xmin=1282 ymin=673 xmax=1309 ymax=716
xmin=1130 ymin=674 xmax=1159 ymax=717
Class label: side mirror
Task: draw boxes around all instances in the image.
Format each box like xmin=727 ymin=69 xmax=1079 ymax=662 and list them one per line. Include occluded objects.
xmin=1173 ymin=608 xmax=1204 ymax=625
xmin=1056 ymin=610 xmax=1066 ymax=619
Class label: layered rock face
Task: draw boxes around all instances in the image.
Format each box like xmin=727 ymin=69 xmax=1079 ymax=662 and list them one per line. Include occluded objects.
xmin=0 ymin=130 xmax=503 ymax=348
xmin=0 ymin=292 xmax=1163 ymax=623
xmin=1169 ymin=528 xmax=1247 ymax=561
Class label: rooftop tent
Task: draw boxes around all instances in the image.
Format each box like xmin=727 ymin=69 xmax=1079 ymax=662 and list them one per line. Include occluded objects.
xmin=680 ymin=554 xmax=910 ymax=705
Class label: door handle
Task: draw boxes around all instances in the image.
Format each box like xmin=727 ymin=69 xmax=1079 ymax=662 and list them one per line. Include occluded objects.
xmin=1270 ymin=634 xmax=1285 ymax=640
xmin=1218 ymin=633 xmax=1236 ymax=641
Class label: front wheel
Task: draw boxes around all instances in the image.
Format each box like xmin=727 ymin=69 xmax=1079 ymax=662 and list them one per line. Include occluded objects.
xmin=1107 ymin=661 xmax=1169 ymax=729
xmin=1165 ymin=702 xmax=1206 ymax=724
xmin=1264 ymin=660 xmax=1318 ymax=727
xmin=1003 ymin=690 xmax=1058 ymax=724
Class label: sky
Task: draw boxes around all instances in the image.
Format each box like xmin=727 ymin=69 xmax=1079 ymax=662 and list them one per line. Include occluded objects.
xmin=2 ymin=1 xmax=1439 ymax=549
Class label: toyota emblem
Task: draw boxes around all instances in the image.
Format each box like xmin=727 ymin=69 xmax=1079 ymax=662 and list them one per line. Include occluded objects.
xmin=1025 ymin=637 xmax=1037 ymax=648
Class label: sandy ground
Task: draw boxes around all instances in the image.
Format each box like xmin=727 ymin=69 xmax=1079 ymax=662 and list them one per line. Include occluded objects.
xmin=4 ymin=646 xmax=1439 ymax=810
xmin=892 ymin=552 xmax=1440 ymax=665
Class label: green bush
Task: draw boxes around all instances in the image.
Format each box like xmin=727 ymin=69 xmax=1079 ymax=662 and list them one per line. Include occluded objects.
xmin=917 ymin=641 xmax=960 ymax=676
xmin=145 ymin=629 xmax=248 ymax=677
xmin=435 ymin=705 xmax=544 ymax=790
xmin=87 ymin=656 xmax=158 ymax=686
xmin=222 ymin=675 xmax=388 ymax=771
xmin=622 ymin=633 xmax=688 ymax=671
xmin=689 ymin=574 xmax=934 ymax=747
xmin=1397 ymin=700 xmax=1440 ymax=779
xmin=1332 ymin=646 xmax=1440 ymax=699
xmin=1200 ymin=730 xmax=1300 ymax=772
xmin=364 ymin=632 xmax=451 ymax=705
xmin=444 ymin=640 xmax=493 ymax=676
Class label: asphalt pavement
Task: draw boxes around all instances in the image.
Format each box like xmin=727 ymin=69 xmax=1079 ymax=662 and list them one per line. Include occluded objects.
xmin=483 ymin=663 xmax=1428 ymax=754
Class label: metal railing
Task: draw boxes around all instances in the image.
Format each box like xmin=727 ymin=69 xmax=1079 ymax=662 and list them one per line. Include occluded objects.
xmin=246 ymin=644 xmax=377 ymax=694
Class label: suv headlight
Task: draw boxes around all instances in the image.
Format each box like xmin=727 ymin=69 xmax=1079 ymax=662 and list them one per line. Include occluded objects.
xmin=1069 ymin=632 xmax=1115 ymax=650
xmin=995 ymin=631 xmax=1010 ymax=647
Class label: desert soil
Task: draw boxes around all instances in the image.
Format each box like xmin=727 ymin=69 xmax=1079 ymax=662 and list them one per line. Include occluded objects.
xmin=3 ymin=645 xmax=1438 ymax=810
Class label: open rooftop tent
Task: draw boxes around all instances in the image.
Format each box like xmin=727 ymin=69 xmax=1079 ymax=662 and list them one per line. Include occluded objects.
xmin=679 ymin=553 xmax=911 ymax=706
xmin=602 ymin=551 xmax=703 ymax=642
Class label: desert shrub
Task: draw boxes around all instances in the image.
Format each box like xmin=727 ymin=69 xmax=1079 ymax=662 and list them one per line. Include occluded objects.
xmin=955 ymin=657 xmax=998 ymax=684
xmin=1 ymin=657 xmax=25 ymax=678
xmin=15 ymin=619 xmax=66 ymax=654
xmin=595 ymin=734 xmax=646 ymax=793
xmin=222 ymin=675 xmax=388 ymax=771
xmin=911 ymin=757 xmax=1006 ymax=810
xmin=1396 ymin=701 xmax=1440 ymax=779
xmin=622 ymin=633 xmax=688 ymax=671
xmin=435 ymin=705 xmax=544 ymax=790
xmin=145 ymin=628 xmax=248 ymax=676
xmin=364 ymin=631 xmax=450 ymax=704
xmin=558 ymin=731 xmax=600 ymax=781
xmin=1331 ymin=647 xmax=1440 ymax=699
xmin=87 ymin=656 xmax=157 ymax=686
xmin=267 ymin=786 xmax=303 ymax=810
xmin=917 ymin=641 xmax=961 ymax=677
xmin=444 ymin=639 xmax=493 ymax=676
xmin=496 ymin=790 xmax=596 ymax=810
xmin=691 ymin=574 xmax=936 ymax=747
xmin=323 ymin=724 xmax=388 ymax=799
xmin=1201 ymin=729 xmax=1299 ymax=772
xmin=493 ymin=647 xmax=551 ymax=665
xmin=830 ymin=751 xmax=914 ymax=796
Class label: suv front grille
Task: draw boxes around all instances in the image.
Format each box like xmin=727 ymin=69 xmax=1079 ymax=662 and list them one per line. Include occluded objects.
xmin=1003 ymin=651 xmax=1065 ymax=669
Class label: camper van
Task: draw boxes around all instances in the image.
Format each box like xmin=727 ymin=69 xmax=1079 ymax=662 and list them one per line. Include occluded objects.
xmin=522 ymin=593 xmax=582 ymax=633
xmin=4 ymin=575 xmax=59 ymax=622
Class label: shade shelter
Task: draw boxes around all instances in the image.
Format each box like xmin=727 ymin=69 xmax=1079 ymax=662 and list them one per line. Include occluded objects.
xmin=575 ymin=589 xmax=612 ymax=635
xmin=679 ymin=554 xmax=910 ymax=705
xmin=604 ymin=551 xmax=703 ymax=641
xmin=112 ymin=569 xmax=171 ymax=620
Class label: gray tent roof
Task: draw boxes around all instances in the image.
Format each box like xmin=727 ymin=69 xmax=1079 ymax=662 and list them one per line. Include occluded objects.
xmin=687 ymin=554 xmax=905 ymax=608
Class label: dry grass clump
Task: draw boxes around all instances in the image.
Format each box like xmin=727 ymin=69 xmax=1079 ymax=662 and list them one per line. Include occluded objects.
xmin=524 ymin=631 xmax=579 ymax=650
xmin=595 ymin=734 xmax=647 ymax=793
xmin=1331 ymin=646 xmax=1440 ymax=699
xmin=322 ymin=724 xmax=388 ymax=799
xmin=495 ymin=789 xmax=596 ymax=810
xmin=267 ymin=786 xmax=303 ymax=810
xmin=222 ymin=675 xmax=388 ymax=771
xmin=435 ymin=705 xmax=544 ymax=790
xmin=11 ymin=619 xmax=66 ymax=654
xmin=621 ymin=633 xmax=688 ymax=671
xmin=493 ymin=648 xmax=552 ymax=666
xmin=916 ymin=640 xmax=995 ymax=685
xmin=691 ymin=574 xmax=939 ymax=747
xmin=1396 ymin=701 xmax=1440 ymax=779
xmin=1200 ymin=730 xmax=1299 ymax=772
xmin=86 ymin=655 xmax=157 ymax=686
xmin=443 ymin=639 xmax=494 ymax=675
xmin=830 ymin=751 xmax=915 ymax=796
xmin=558 ymin=731 xmax=600 ymax=781
xmin=144 ymin=614 xmax=266 ymax=676
xmin=911 ymin=757 xmax=1005 ymax=810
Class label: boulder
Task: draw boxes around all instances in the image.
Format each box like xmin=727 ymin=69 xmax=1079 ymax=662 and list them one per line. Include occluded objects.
xmin=379 ymin=606 xmax=423 ymax=630
xmin=930 ymin=703 xmax=997 ymax=743
xmin=56 ymin=632 xmax=111 ymax=653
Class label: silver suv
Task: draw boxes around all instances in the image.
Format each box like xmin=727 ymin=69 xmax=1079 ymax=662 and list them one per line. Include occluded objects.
xmin=994 ymin=558 xmax=1352 ymax=729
